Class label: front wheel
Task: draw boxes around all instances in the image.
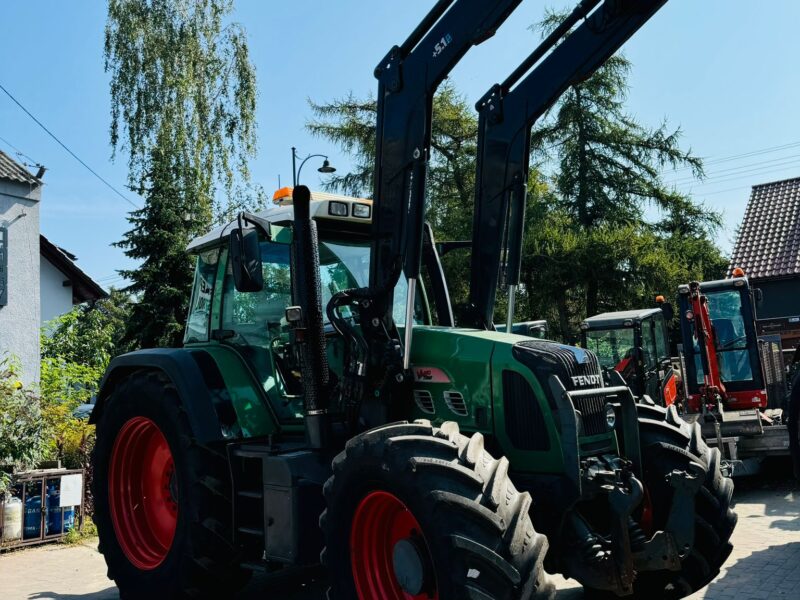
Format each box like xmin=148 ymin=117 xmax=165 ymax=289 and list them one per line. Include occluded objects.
xmin=631 ymin=405 xmax=737 ymax=598
xmin=321 ymin=420 xmax=554 ymax=600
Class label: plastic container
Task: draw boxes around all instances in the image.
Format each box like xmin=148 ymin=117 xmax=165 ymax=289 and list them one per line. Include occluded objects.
xmin=2 ymin=497 xmax=23 ymax=541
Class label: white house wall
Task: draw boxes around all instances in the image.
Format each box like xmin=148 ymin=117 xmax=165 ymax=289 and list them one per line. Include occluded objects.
xmin=40 ymin=255 xmax=74 ymax=326
xmin=0 ymin=178 xmax=41 ymax=384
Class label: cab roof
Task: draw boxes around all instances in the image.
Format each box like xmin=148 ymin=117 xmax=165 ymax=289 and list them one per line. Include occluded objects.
xmin=581 ymin=307 xmax=663 ymax=329
xmin=187 ymin=188 xmax=372 ymax=253
xmin=677 ymin=276 xmax=749 ymax=295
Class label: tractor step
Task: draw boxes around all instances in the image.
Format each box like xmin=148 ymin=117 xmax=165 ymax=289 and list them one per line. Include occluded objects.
xmin=231 ymin=445 xmax=275 ymax=458
xmin=237 ymin=489 xmax=263 ymax=499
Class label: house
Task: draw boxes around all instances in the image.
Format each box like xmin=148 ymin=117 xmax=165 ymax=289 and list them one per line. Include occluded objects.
xmin=728 ymin=176 xmax=800 ymax=351
xmin=40 ymin=235 xmax=107 ymax=325
xmin=0 ymin=150 xmax=107 ymax=384
xmin=0 ymin=150 xmax=43 ymax=384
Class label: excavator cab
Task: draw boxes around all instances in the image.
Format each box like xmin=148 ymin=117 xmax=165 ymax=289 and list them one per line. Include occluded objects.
xmin=678 ymin=277 xmax=767 ymax=412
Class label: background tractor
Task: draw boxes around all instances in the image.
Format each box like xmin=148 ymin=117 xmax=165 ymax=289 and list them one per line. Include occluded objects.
xmin=90 ymin=1 xmax=736 ymax=598
xmin=588 ymin=271 xmax=799 ymax=477
xmin=580 ymin=303 xmax=678 ymax=406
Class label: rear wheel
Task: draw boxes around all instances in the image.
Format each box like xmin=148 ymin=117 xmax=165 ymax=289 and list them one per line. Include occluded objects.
xmin=93 ymin=371 xmax=247 ymax=599
xmin=322 ymin=420 xmax=554 ymax=600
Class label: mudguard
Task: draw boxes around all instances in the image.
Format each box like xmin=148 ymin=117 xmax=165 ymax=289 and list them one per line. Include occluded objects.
xmin=90 ymin=348 xmax=231 ymax=444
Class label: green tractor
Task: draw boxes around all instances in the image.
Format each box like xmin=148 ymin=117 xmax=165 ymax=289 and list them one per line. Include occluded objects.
xmin=91 ymin=1 xmax=735 ymax=598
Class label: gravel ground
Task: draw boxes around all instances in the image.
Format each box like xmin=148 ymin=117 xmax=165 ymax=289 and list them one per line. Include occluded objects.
xmin=1 ymin=461 xmax=797 ymax=600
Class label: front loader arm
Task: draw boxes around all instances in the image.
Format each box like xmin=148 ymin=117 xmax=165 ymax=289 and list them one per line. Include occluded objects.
xmin=330 ymin=0 xmax=524 ymax=429
xmin=465 ymin=0 xmax=668 ymax=330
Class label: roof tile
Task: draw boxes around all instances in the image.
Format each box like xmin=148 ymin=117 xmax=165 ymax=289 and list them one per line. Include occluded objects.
xmin=729 ymin=176 xmax=800 ymax=279
xmin=0 ymin=149 xmax=39 ymax=185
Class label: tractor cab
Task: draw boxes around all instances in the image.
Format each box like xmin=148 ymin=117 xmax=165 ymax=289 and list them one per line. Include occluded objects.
xmin=580 ymin=307 xmax=677 ymax=405
xmin=677 ymin=276 xmax=768 ymax=412
xmin=184 ymin=188 xmax=433 ymax=425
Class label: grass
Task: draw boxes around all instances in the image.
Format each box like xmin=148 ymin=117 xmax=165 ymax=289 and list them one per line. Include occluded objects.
xmin=61 ymin=515 xmax=98 ymax=545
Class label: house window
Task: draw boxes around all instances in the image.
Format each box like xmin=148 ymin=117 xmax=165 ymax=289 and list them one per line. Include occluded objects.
xmin=0 ymin=226 xmax=7 ymax=306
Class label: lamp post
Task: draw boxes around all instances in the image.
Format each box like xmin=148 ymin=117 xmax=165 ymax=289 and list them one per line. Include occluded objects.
xmin=291 ymin=147 xmax=337 ymax=186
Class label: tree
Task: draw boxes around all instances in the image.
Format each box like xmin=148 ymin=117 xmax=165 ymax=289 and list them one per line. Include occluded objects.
xmin=116 ymin=143 xmax=201 ymax=347
xmin=42 ymin=289 xmax=133 ymax=369
xmin=105 ymin=0 xmax=259 ymax=220
xmin=308 ymin=31 xmax=726 ymax=339
xmin=105 ymin=0 xmax=259 ymax=348
xmin=308 ymin=84 xmax=483 ymax=320
xmin=526 ymin=11 xmax=726 ymax=337
xmin=0 ymin=357 xmax=46 ymax=495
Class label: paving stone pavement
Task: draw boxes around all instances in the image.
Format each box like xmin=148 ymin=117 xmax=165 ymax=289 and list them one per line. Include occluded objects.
xmin=0 ymin=471 xmax=797 ymax=600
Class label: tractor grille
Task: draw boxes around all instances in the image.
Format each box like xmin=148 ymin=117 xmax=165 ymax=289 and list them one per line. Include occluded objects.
xmin=512 ymin=341 xmax=607 ymax=438
xmin=413 ymin=389 xmax=435 ymax=414
xmin=574 ymin=393 xmax=608 ymax=437
xmin=443 ymin=391 xmax=468 ymax=416
xmin=502 ymin=370 xmax=549 ymax=451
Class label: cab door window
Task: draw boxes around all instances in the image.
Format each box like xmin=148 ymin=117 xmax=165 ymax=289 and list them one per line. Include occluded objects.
xmin=641 ymin=319 xmax=658 ymax=371
xmin=184 ymin=249 xmax=219 ymax=344
xmin=653 ymin=313 xmax=669 ymax=361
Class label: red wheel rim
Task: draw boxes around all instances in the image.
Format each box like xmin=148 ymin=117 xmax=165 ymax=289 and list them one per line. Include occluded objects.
xmin=109 ymin=417 xmax=178 ymax=570
xmin=350 ymin=490 xmax=438 ymax=600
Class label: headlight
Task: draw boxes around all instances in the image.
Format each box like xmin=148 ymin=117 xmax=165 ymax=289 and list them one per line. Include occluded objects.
xmin=328 ymin=201 xmax=348 ymax=217
xmin=605 ymin=404 xmax=616 ymax=430
xmin=352 ymin=203 xmax=371 ymax=218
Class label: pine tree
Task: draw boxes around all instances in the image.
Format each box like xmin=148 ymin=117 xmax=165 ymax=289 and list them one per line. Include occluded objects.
xmin=115 ymin=143 xmax=199 ymax=347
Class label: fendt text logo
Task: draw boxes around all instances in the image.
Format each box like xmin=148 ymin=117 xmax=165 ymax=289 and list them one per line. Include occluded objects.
xmin=571 ymin=374 xmax=602 ymax=388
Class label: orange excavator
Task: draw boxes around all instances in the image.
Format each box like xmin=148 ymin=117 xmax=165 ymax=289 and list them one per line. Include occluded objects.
xmin=676 ymin=270 xmax=796 ymax=475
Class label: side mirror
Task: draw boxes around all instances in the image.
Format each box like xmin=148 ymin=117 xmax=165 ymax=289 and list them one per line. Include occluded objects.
xmin=229 ymin=228 xmax=263 ymax=292
xmin=754 ymin=288 xmax=764 ymax=305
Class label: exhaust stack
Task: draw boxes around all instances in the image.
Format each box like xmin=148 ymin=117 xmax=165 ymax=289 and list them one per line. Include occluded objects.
xmin=289 ymin=185 xmax=330 ymax=448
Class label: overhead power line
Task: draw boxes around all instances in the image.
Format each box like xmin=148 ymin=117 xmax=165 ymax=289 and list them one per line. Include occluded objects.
xmin=664 ymin=153 xmax=800 ymax=186
xmin=663 ymin=140 xmax=800 ymax=176
xmin=0 ymin=134 xmax=40 ymax=167
xmin=666 ymin=156 xmax=800 ymax=189
xmin=0 ymin=81 xmax=139 ymax=209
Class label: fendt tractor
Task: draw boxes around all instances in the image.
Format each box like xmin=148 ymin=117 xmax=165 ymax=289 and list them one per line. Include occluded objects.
xmin=91 ymin=1 xmax=736 ymax=599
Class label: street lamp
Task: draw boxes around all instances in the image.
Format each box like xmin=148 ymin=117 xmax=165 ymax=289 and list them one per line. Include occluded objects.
xmin=292 ymin=147 xmax=337 ymax=186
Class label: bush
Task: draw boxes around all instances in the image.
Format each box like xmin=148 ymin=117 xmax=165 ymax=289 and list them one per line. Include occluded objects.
xmin=0 ymin=356 xmax=47 ymax=495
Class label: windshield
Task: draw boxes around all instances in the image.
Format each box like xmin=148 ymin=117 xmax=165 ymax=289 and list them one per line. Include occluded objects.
xmin=221 ymin=237 xmax=418 ymax=344
xmin=693 ymin=289 xmax=753 ymax=384
xmin=584 ymin=328 xmax=636 ymax=370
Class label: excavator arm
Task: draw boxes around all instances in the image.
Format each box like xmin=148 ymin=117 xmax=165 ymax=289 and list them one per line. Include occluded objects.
xmin=464 ymin=0 xmax=668 ymax=329
xmin=689 ymin=280 xmax=727 ymax=407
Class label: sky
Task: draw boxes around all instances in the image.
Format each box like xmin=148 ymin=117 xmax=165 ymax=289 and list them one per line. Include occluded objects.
xmin=2 ymin=0 xmax=800 ymax=290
